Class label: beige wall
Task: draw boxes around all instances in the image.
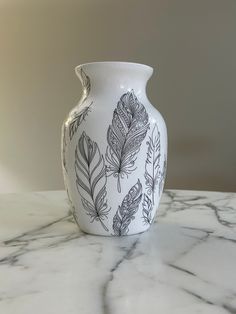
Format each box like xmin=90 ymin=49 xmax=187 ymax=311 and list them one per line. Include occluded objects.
xmin=0 ymin=0 xmax=235 ymax=193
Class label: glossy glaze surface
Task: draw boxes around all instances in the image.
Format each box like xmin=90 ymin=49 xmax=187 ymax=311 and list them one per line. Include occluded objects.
xmin=62 ymin=62 xmax=167 ymax=235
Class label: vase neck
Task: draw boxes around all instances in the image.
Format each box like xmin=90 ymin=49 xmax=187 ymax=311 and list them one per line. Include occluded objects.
xmin=75 ymin=62 xmax=153 ymax=96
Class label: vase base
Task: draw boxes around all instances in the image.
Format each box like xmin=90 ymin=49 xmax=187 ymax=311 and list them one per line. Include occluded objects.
xmin=73 ymin=218 xmax=152 ymax=237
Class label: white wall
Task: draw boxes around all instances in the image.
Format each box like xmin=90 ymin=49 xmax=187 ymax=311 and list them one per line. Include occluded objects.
xmin=0 ymin=0 xmax=235 ymax=193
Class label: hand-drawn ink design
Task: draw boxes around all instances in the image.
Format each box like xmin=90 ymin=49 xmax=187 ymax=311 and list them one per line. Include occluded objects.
xmin=113 ymin=179 xmax=142 ymax=236
xmin=75 ymin=131 xmax=110 ymax=231
xmin=62 ymin=125 xmax=67 ymax=173
xmin=144 ymin=124 xmax=161 ymax=204
xmin=159 ymin=154 xmax=167 ymax=195
xmin=69 ymin=102 xmax=93 ymax=140
xmin=80 ymin=67 xmax=91 ymax=96
xmin=142 ymin=194 xmax=153 ymax=225
xmin=106 ymin=90 xmax=149 ymax=192
xmin=68 ymin=67 xmax=92 ymax=141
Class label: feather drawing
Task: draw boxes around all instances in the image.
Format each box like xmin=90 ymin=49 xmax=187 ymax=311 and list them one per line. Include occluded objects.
xmin=106 ymin=90 xmax=149 ymax=192
xmin=69 ymin=67 xmax=92 ymax=141
xmin=142 ymin=194 xmax=153 ymax=225
xmin=75 ymin=131 xmax=110 ymax=231
xmin=144 ymin=124 xmax=161 ymax=204
xmin=80 ymin=67 xmax=91 ymax=96
xmin=62 ymin=124 xmax=67 ymax=172
xmin=113 ymin=179 xmax=142 ymax=236
xmin=69 ymin=102 xmax=92 ymax=140
xmin=159 ymin=154 xmax=167 ymax=195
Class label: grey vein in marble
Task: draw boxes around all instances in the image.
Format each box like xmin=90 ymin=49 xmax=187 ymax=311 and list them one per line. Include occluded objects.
xmin=0 ymin=190 xmax=236 ymax=314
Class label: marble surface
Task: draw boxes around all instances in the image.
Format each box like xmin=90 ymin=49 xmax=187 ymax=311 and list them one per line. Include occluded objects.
xmin=0 ymin=190 xmax=236 ymax=314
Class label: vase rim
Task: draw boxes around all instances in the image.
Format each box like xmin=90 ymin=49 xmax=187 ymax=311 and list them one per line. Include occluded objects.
xmin=75 ymin=61 xmax=153 ymax=73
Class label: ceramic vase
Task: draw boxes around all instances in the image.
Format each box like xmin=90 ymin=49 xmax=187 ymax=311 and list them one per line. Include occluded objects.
xmin=62 ymin=62 xmax=167 ymax=236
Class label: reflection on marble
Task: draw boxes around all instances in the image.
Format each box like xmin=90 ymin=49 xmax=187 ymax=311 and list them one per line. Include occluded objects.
xmin=0 ymin=190 xmax=236 ymax=314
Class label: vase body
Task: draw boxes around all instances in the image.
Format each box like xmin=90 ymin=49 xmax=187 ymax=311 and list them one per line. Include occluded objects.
xmin=62 ymin=62 xmax=167 ymax=236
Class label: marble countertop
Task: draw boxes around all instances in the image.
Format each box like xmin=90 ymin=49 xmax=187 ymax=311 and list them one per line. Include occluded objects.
xmin=0 ymin=190 xmax=236 ymax=314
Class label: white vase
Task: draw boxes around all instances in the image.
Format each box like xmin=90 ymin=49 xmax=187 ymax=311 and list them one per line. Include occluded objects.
xmin=62 ymin=62 xmax=167 ymax=236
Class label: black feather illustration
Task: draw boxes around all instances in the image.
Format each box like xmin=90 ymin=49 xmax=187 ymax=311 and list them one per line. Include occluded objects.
xmin=159 ymin=154 xmax=167 ymax=195
xmin=80 ymin=67 xmax=91 ymax=96
xmin=142 ymin=194 xmax=153 ymax=225
xmin=106 ymin=90 xmax=149 ymax=192
xmin=62 ymin=124 xmax=67 ymax=172
xmin=75 ymin=131 xmax=110 ymax=231
xmin=144 ymin=124 xmax=161 ymax=204
xmin=113 ymin=179 xmax=142 ymax=236
xmin=69 ymin=102 xmax=92 ymax=140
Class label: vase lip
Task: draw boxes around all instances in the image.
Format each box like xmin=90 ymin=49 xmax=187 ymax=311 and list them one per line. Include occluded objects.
xmin=75 ymin=61 xmax=153 ymax=74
